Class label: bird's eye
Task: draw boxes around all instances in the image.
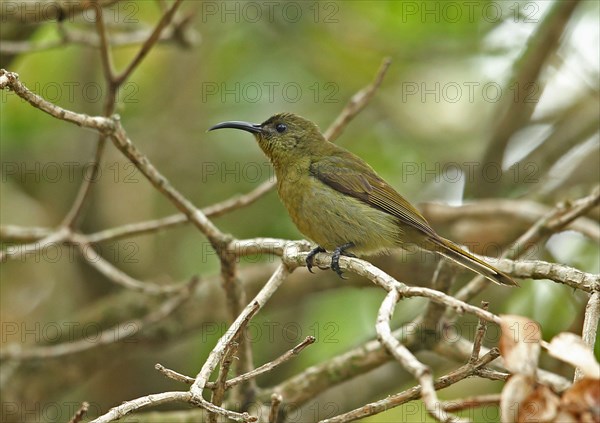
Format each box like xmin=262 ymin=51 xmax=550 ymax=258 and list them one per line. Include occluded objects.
xmin=275 ymin=123 xmax=287 ymax=133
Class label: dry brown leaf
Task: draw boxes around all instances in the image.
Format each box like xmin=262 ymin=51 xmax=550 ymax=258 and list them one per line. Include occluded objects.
xmin=518 ymin=384 xmax=560 ymax=422
xmin=547 ymin=333 xmax=600 ymax=379
xmin=561 ymin=378 xmax=600 ymax=423
xmin=500 ymin=315 xmax=542 ymax=376
xmin=501 ymin=374 xmax=535 ymax=423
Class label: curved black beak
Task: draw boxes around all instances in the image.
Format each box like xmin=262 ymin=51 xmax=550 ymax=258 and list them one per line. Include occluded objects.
xmin=208 ymin=121 xmax=263 ymax=134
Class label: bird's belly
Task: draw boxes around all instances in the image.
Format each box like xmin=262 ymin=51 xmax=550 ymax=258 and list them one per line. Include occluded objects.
xmin=279 ymin=177 xmax=401 ymax=254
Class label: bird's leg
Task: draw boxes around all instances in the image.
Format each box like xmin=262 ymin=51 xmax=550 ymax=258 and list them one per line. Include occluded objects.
xmin=306 ymin=245 xmax=326 ymax=273
xmin=331 ymin=242 xmax=356 ymax=279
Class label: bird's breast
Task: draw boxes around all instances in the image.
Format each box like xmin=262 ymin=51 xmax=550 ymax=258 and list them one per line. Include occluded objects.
xmin=277 ymin=171 xmax=401 ymax=254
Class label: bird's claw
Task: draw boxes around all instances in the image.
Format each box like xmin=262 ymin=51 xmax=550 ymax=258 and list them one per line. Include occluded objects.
xmin=306 ymin=246 xmax=325 ymax=273
xmin=331 ymin=243 xmax=355 ymax=279
xmin=331 ymin=252 xmax=346 ymax=279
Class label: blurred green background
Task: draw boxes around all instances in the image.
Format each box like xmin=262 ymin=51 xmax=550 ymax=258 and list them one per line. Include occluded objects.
xmin=1 ymin=1 xmax=599 ymax=422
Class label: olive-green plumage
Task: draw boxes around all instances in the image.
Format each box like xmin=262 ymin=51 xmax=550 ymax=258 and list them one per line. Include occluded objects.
xmin=209 ymin=113 xmax=516 ymax=286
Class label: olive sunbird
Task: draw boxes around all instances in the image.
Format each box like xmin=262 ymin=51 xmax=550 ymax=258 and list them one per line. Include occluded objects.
xmin=209 ymin=113 xmax=517 ymax=287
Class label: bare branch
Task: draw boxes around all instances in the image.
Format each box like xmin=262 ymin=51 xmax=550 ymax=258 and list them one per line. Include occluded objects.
xmin=209 ymin=340 xmax=241 ymax=423
xmin=190 ymin=263 xmax=290 ymax=409
xmin=196 ymin=398 xmax=257 ymax=422
xmin=94 ymin=5 xmax=116 ymax=83
xmin=1 ymin=54 xmax=394 ymax=256
xmin=472 ymin=0 xmax=582 ymax=196
xmin=229 ymin=237 xmax=598 ymax=293
xmin=376 ymin=288 xmax=461 ymax=423
xmin=75 ymin=239 xmax=186 ymax=294
xmin=435 ymin=334 xmax=571 ymax=392
xmin=269 ymin=393 xmax=283 ymax=423
xmin=207 ymin=294 xmax=259 ymax=422
xmin=491 ymin=257 xmax=599 ymax=293
xmin=455 ymin=186 xmax=600 ymax=302
xmin=263 ymin=321 xmax=422 ymax=406
xmin=90 ymin=391 xmax=193 ymax=423
xmin=0 ymin=70 xmax=113 ymax=131
xmin=282 ymin=249 xmax=501 ymax=325
xmin=109 ymin=119 xmax=225 ymax=245
xmin=1 ymin=277 xmax=198 ymax=361
xmin=0 ymin=227 xmax=69 ymax=262
xmin=575 ymin=291 xmax=600 ymax=381
xmin=321 ymin=349 xmax=500 ymax=423
xmin=4 ymin=195 xmax=596 ymax=246
xmin=0 ymin=184 xmax=276 ymax=244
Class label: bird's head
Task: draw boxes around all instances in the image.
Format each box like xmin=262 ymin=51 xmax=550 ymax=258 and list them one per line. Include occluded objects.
xmin=209 ymin=113 xmax=326 ymax=164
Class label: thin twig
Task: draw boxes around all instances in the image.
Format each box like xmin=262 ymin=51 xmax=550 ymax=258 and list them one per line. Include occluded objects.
xmin=227 ymin=336 xmax=315 ymax=389
xmin=58 ymin=3 xmax=114 ymax=228
xmin=155 ymin=363 xmax=195 ymax=384
xmin=0 ymin=69 xmax=115 ymax=132
xmin=57 ymin=3 xmax=115 ymax=229
xmin=114 ymin=0 xmax=184 ymax=85
xmin=68 ymin=402 xmax=90 ymax=423
xmin=476 ymin=368 xmax=510 ymax=382
xmin=0 ymin=182 xmax=275 ymax=245
xmin=469 ymin=302 xmax=489 ymax=364
xmin=5 ymin=195 xmax=596 ymax=245
xmin=156 ymin=336 xmax=315 ymax=389
xmin=0 ymin=70 xmax=114 ymax=131
xmin=435 ymin=334 xmax=571 ymax=392
xmin=324 ymin=57 xmax=392 ymax=142
xmin=441 ymin=394 xmax=501 ymax=412
xmin=95 ymin=5 xmax=116 ymax=83
xmin=262 ymin=321 xmax=424 ymax=406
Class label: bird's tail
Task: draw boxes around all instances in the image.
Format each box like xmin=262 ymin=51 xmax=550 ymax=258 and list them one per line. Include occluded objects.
xmin=431 ymin=237 xmax=518 ymax=287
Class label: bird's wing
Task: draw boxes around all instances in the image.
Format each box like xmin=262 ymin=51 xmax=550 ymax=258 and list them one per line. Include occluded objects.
xmin=309 ymin=153 xmax=437 ymax=238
